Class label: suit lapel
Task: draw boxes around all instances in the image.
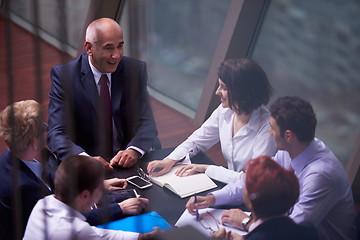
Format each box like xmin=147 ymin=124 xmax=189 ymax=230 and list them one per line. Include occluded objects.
xmin=111 ymin=70 xmax=124 ymax=114
xmin=111 ymin=63 xmax=125 ymax=141
xmin=14 ymin=156 xmax=53 ymax=193
xmin=80 ymin=54 xmax=102 ymax=118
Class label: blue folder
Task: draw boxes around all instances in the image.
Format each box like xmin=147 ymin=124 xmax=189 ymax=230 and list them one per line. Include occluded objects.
xmin=97 ymin=211 xmax=172 ymax=233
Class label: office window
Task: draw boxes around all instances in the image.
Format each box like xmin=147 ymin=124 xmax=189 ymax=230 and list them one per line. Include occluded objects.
xmin=8 ymin=0 xmax=90 ymax=56
xmin=125 ymin=0 xmax=231 ymax=116
xmin=252 ymin=0 xmax=360 ymax=164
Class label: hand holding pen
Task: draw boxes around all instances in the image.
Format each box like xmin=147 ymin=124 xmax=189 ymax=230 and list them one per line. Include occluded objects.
xmin=194 ymin=195 xmax=200 ymax=221
xmin=185 ymin=194 xmax=216 ymax=217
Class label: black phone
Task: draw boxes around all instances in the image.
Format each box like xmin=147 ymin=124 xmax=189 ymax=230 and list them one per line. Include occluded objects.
xmin=126 ymin=175 xmax=152 ymax=189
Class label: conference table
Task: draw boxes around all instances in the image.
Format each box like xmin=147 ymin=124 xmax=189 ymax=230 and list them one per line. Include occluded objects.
xmin=107 ymin=148 xmax=226 ymax=226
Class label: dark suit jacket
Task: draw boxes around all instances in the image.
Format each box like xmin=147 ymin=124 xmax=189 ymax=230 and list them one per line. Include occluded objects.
xmin=0 ymin=150 xmax=126 ymax=239
xmin=0 ymin=150 xmax=52 ymax=239
xmin=47 ymin=54 xmax=161 ymax=161
xmin=245 ymin=217 xmax=319 ymax=240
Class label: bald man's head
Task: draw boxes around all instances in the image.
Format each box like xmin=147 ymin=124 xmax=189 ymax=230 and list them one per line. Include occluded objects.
xmin=85 ymin=18 xmax=122 ymax=44
xmin=84 ymin=18 xmax=124 ymax=73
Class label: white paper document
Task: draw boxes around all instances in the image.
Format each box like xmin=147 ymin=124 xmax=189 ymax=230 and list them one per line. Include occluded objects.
xmin=175 ymin=208 xmax=248 ymax=237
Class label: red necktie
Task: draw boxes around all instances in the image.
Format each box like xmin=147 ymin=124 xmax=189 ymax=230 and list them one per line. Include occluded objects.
xmin=99 ymin=74 xmax=113 ymax=157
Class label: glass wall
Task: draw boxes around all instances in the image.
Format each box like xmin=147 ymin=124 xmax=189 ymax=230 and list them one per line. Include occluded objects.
xmin=252 ymin=0 xmax=360 ymax=164
xmin=125 ymin=0 xmax=231 ymax=115
xmin=8 ymin=0 xmax=90 ymax=56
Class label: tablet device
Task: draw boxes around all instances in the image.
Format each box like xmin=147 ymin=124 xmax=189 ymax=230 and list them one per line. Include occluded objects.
xmin=126 ymin=175 xmax=152 ymax=189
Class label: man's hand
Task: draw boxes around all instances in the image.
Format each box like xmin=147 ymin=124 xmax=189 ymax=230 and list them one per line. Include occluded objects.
xmin=147 ymin=158 xmax=177 ymax=176
xmin=175 ymin=164 xmax=209 ymax=176
xmin=221 ymin=209 xmax=249 ymax=230
xmin=92 ymin=156 xmax=114 ymax=171
xmin=103 ymin=178 xmax=127 ymax=191
xmin=110 ymin=149 xmax=140 ymax=168
xmin=211 ymin=229 xmax=243 ymax=240
xmin=138 ymin=227 xmax=161 ymax=240
xmin=185 ymin=195 xmax=216 ymax=215
xmin=118 ymin=197 xmax=149 ymax=215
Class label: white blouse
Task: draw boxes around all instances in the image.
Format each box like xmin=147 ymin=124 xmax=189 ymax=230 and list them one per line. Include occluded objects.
xmin=166 ymin=104 xmax=276 ymax=183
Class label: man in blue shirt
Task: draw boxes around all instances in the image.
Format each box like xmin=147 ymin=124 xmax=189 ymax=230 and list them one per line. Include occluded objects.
xmin=186 ymin=96 xmax=357 ymax=240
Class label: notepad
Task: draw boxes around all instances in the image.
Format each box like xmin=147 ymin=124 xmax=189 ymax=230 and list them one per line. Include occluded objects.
xmin=97 ymin=211 xmax=172 ymax=233
xmin=149 ymin=165 xmax=217 ymax=198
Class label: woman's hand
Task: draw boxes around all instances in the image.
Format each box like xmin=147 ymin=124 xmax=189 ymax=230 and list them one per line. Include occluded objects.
xmin=175 ymin=164 xmax=209 ymax=176
xmin=147 ymin=158 xmax=177 ymax=176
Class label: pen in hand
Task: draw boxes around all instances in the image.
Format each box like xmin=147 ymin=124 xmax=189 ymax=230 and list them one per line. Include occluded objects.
xmin=194 ymin=195 xmax=200 ymax=221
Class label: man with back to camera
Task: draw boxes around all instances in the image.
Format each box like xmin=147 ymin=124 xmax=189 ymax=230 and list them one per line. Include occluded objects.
xmin=186 ymin=96 xmax=356 ymax=240
xmin=47 ymin=18 xmax=161 ymax=171
xmin=23 ymin=155 xmax=157 ymax=240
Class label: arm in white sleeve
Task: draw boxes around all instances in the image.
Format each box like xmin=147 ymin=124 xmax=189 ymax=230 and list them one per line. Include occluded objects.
xmin=205 ymin=166 xmax=244 ymax=183
xmin=211 ymin=176 xmax=246 ymax=207
xmin=166 ymin=106 xmax=222 ymax=161
xmin=91 ymin=227 xmax=139 ymax=240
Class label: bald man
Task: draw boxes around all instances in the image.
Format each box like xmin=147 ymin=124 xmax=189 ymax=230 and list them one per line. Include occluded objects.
xmin=48 ymin=18 xmax=161 ymax=171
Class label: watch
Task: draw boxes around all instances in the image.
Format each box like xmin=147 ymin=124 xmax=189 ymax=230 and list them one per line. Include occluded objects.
xmin=241 ymin=214 xmax=253 ymax=231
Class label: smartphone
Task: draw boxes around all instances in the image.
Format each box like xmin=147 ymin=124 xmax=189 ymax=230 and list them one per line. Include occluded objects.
xmin=126 ymin=175 xmax=153 ymax=189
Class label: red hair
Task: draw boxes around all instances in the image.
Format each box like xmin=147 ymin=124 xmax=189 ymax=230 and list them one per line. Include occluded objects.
xmin=245 ymin=156 xmax=299 ymax=218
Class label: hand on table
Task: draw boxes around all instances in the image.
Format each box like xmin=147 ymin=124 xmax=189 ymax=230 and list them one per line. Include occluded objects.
xmin=175 ymin=164 xmax=209 ymax=176
xmin=92 ymin=156 xmax=114 ymax=171
xmin=211 ymin=229 xmax=243 ymax=240
xmin=221 ymin=209 xmax=249 ymax=230
xmin=138 ymin=227 xmax=161 ymax=240
xmin=185 ymin=194 xmax=215 ymax=215
xmin=147 ymin=158 xmax=177 ymax=176
xmin=118 ymin=197 xmax=149 ymax=215
xmin=110 ymin=149 xmax=140 ymax=168
xmin=103 ymin=178 xmax=127 ymax=191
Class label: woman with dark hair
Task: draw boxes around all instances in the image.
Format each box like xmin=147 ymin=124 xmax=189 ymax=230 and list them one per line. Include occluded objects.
xmin=148 ymin=59 xmax=276 ymax=183
xmin=212 ymin=156 xmax=319 ymax=240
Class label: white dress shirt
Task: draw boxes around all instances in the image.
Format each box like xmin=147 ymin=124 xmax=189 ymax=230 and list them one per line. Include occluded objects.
xmin=167 ymin=104 xmax=276 ymax=183
xmin=23 ymin=195 xmax=139 ymax=240
xmin=211 ymin=138 xmax=357 ymax=240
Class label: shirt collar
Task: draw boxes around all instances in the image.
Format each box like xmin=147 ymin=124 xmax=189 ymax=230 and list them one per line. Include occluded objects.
xmin=21 ymin=159 xmax=42 ymax=179
xmin=246 ymin=106 xmax=266 ymax=132
xmin=224 ymin=106 xmax=266 ymax=132
xmin=291 ymin=138 xmax=317 ymax=176
xmin=222 ymin=105 xmax=234 ymax=122
xmin=88 ymin=57 xmax=112 ymax=86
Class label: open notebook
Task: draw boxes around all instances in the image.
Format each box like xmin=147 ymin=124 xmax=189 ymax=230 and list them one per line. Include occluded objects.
xmin=149 ymin=165 xmax=217 ymax=198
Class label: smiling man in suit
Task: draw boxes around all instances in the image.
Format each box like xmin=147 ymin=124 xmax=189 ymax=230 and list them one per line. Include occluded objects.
xmin=47 ymin=18 xmax=161 ymax=170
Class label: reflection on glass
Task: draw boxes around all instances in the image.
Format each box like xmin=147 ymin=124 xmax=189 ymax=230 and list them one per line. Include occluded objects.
xmin=252 ymin=0 xmax=360 ymax=164
xmin=134 ymin=0 xmax=231 ymax=111
xmin=9 ymin=0 xmax=89 ymax=51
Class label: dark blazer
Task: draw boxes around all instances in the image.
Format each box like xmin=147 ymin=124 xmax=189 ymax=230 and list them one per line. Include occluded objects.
xmin=0 ymin=150 xmax=126 ymax=239
xmin=47 ymin=54 xmax=161 ymax=161
xmin=0 ymin=150 xmax=52 ymax=239
xmin=245 ymin=217 xmax=319 ymax=240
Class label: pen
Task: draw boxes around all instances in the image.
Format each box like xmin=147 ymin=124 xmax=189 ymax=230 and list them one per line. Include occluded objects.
xmin=194 ymin=195 xmax=200 ymax=221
